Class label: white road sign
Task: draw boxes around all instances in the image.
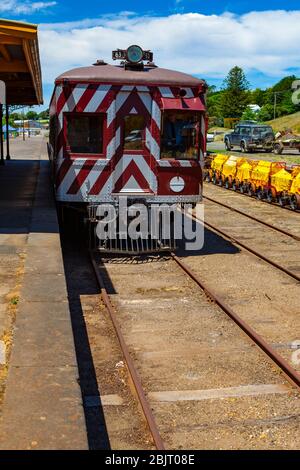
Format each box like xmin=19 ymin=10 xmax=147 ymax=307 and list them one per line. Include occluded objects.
xmin=0 ymin=81 xmax=6 ymax=105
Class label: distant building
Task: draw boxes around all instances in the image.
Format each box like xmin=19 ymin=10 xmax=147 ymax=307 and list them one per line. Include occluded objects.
xmin=248 ymin=104 xmax=261 ymax=113
xmin=13 ymin=120 xmax=42 ymax=129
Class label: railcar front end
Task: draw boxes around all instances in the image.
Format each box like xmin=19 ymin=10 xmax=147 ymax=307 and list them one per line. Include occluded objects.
xmin=48 ymin=46 xmax=207 ymax=252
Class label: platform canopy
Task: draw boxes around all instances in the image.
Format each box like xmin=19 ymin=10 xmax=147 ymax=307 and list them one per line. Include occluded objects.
xmin=0 ymin=18 xmax=43 ymax=105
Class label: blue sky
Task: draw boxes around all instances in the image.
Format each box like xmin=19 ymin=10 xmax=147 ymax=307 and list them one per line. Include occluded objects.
xmin=1 ymin=1 xmax=300 ymax=110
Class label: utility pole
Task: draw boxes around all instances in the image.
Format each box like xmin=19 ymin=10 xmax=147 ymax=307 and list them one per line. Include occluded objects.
xmin=0 ymin=81 xmax=5 ymax=166
xmin=274 ymin=92 xmax=277 ymax=120
xmin=273 ymin=90 xmax=290 ymax=120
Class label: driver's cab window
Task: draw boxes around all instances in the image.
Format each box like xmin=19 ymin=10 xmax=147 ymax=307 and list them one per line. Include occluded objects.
xmin=124 ymin=115 xmax=145 ymax=151
xmin=234 ymin=126 xmax=240 ymax=133
xmin=161 ymin=112 xmax=199 ymax=160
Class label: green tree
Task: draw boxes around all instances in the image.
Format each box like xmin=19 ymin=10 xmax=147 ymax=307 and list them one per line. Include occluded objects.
xmin=257 ymin=104 xmax=274 ymax=121
xmin=250 ymin=88 xmax=266 ymax=107
xmin=219 ymin=66 xmax=250 ymax=118
xmin=39 ymin=109 xmax=49 ymax=120
xmin=241 ymin=106 xmax=258 ymax=121
xmin=26 ymin=110 xmax=38 ymax=120
xmin=10 ymin=112 xmax=22 ymax=121
xmin=206 ymin=87 xmax=223 ymax=119
xmin=264 ymin=76 xmax=300 ymax=118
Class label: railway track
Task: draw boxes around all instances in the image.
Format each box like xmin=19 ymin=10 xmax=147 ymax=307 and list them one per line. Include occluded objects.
xmin=90 ymin=252 xmax=164 ymax=450
xmin=89 ymin=249 xmax=300 ymax=449
xmin=189 ymin=197 xmax=300 ymax=283
xmin=203 ymin=195 xmax=300 ymax=242
xmin=205 ymin=178 xmax=300 ymax=213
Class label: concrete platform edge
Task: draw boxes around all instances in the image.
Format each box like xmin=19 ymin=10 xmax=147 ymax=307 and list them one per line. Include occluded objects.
xmin=0 ymin=153 xmax=88 ymax=450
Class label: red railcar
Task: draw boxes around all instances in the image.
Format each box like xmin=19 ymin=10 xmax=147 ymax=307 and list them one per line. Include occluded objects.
xmin=48 ymin=46 xmax=207 ymax=251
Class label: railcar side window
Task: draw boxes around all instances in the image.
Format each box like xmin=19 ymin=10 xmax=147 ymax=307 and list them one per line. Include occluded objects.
xmin=124 ymin=115 xmax=145 ymax=151
xmin=66 ymin=114 xmax=104 ymax=154
xmin=161 ymin=112 xmax=199 ymax=160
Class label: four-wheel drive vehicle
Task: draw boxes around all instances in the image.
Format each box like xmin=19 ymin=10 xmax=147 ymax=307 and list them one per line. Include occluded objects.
xmin=224 ymin=121 xmax=274 ymax=153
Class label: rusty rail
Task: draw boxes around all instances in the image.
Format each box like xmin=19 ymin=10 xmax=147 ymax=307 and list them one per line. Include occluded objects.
xmin=90 ymin=251 xmax=165 ymax=450
xmin=172 ymin=253 xmax=300 ymax=391
xmin=204 ymin=195 xmax=300 ymax=242
xmin=204 ymin=180 xmax=300 ymax=213
xmin=189 ymin=211 xmax=300 ymax=283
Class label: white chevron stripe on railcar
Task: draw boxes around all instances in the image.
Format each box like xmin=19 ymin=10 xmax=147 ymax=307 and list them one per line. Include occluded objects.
xmin=181 ymin=88 xmax=194 ymax=98
xmin=57 ymin=85 xmax=87 ymax=129
xmin=84 ymin=84 xmax=111 ymax=112
xmin=136 ymin=86 xmax=150 ymax=92
xmin=121 ymin=85 xmax=134 ymax=92
xmin=157 ymin=160 xmax=172 ymax=167
xmin=55 ymin=85 xmax=62 ymax=108
xmin=106 ymin=100 xmax=116 ymax=127
xmin=178 ymin=160 xmax=192 ymax=167
xmin=93 ymin=154 xmax=156 ymax=196
xmin=138 ymin=92 xmax=152 ymax=113
xmin=113 ymin=155 xmax=157 ymax=191
xmin=158 ymin=87 xmax=174 ymax=98
xmin=146 ymin=128 xmax=160 ymax=160
xmin=56 ymin=149 xmax=64 ymax=171
xmin=84 ymin=160 xmax=107 ymax=194
xmin=58 ymin=158 xmax=87 ymax=195
xmin=116 ymin=92 xmax=131 ymax=112
xmin=67 ymin=84 xmax=88 ymax=110
xmin=151 ymin=99 xmax=161 ymax=129
xmin=106 ymin=127 xmax=121 ymax=160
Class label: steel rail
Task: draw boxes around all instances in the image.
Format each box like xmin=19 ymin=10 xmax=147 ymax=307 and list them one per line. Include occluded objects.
xmin=172 ymin=253 xmax=300 ymax=391
xmin=90 ymin=251 xmax=165 ymax=450
xmin=203 ymin=195 xmax=300 ymax=242
xmin=189 ymin=211 xmax=300 ymax=283
xmin=204 ymin=180 xmax=300 ymax=214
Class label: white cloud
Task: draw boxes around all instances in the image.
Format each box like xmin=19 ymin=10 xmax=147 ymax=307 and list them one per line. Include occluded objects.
xmin=38 ymin=10 xmax=300 ymax=90
xmin=0 ymin=1 xmax=56 ymax=14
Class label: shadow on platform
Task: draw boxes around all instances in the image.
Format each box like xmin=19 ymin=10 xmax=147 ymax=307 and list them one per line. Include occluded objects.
xmin=61 ymin=238 xmax=111 ymax=450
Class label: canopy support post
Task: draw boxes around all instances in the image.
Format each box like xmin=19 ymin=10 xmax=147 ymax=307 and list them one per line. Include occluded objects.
xmin=6 ymin=104 xmax=10 ymax=160
xmin=0 ymin=104 xmax=4 ymax=166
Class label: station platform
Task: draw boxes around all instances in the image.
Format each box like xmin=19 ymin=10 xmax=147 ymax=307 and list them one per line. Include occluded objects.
xmin=0 ymin=135 xmax=88 ymax=449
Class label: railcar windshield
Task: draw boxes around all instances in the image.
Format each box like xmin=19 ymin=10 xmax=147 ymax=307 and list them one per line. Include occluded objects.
xmin=124 ymin=115 xmax=145 ymax=151
xmin=66 ymin=114 xmax=104 ymax=154
xmin=161 ymin=112 xmax=199 ymax=160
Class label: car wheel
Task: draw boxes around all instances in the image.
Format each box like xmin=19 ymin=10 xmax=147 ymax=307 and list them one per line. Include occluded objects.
xmin=240 ymin=142 xmax=246 ymax=153
xmin=274 ymin=144 xmax=283 ymax=155
xmin=225 ymin=139 xmax=231 ymax=151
